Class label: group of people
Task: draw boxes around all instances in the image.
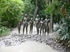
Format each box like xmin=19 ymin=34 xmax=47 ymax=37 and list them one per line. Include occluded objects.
xmin=17 ymin=14 xmax=50 ymax=35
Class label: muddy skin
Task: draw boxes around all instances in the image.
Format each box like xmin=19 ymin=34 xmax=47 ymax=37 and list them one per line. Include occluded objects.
xmin=30 ymin=18 xmax=34 ymax=34
xmin=23 ymin=14 xmax=29 ymax=34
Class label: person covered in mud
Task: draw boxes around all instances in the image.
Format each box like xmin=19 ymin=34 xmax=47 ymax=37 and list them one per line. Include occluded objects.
xmin=17 ymin=20 xmax=22 ymax=34
xmin=44 ymin=15 xmax=50 ymax=36
xmin=29 ymin=18 xmax=34 ymax=34
xmin=35 ymin=14 xmax=40 ymax=35
xmin=40 ymin=18 xmax=44 ymax=35
xmin=23 ymin=14 xmax=29 ymax=34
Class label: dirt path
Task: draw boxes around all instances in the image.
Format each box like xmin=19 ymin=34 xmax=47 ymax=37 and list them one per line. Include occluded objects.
xmin=0 ymin=41 xmax=57 ymax=52
xmin=0 ymin=25 xmax=70 ymax=52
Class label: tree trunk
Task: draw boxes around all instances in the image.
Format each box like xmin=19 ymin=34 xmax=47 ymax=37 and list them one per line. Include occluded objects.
xmin=33 ymin=0 xmax=38 ymax=20
xmin=50 ymin=14 xmax=53 ymax=33
xmin=49 ymin=0 xmax=53 ymax=33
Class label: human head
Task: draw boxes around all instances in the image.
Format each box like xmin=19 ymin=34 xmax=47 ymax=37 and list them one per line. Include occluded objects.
xmin=20 ymin=20 xmax=22 ymax=22
xmin=41 ymin=18 xmax=43 ymax=20
xmin=25 ymin=14 xmax=27 ymax=17
xmin=46 ymin=15 xmax=48 ymax=19
xmin=37 ymin=14 xmax=39 ymax=17
xmin=45 ymin=18 xmax=47 ymax=21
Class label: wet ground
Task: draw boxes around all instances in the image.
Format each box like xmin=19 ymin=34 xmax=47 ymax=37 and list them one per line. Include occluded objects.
xmin=0 ymin=25 xmax=70 ymax=52
xmin=0 ymin=41 xmax=57 ymax=52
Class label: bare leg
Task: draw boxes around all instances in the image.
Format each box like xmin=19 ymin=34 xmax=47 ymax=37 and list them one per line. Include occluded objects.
xmin=45 ymin=28 xmax=46 ymax=35
xmin=26 ymin=25 xmax=28 ymax=34
xmin=30 ymin=26 xmax=33 ymax=34
xmin=23 ymin=25 xmax=25 ymax=34
xmin=40 ymin=28 xmax=41 ymax=35
xmin=46 ymin=28 xmax=49 ymax=36
xmin=37 ymin=28 xmax=39 ymax=35
xmin=18 ymin=27 xmax=20 ymax=34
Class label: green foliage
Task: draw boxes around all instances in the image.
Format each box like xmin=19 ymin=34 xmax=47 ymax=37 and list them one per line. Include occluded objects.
xmin=0 ymin=0 xmax=24 ymax=37
xmin=0 ymin=26 xmax=10 ymax=37
xmin=44 ymin=0 xmax=61 ymax=23
xmin=0 ymin=0 xmax=24 ymax=27
xmin=37 ymin=0 xmax=47 ymax=17
xmin=54 ymin=17 xmax=70 ymax=47
xmin=23 ymin=0 xmax=35 ymax=17
xmin=53 ymin=0 xmax=70 ymax=47
xmin=29 ymin=0 xmax=47 ymax=18
xmin=45 ymin=0 xmax=60 ymax=15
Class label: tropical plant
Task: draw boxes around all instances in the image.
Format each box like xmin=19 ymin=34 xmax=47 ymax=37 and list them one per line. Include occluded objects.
xmin=0 ymin=0 xmax=24 ymax=27
xmin=54 ymin=0 xmax=70 ymax=47
xmin=54 ymin=17 xmax=70 ymax=46
xmin=0 ymin=26 xmax=10 ymax=36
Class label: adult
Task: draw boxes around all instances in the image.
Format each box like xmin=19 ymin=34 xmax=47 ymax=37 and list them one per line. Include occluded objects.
xmin=17 ymin=20 xmax=22 ymax=34
xmin=29 ymin=18 xmax=34 ymax=34
xmin=35 ymin=14 xmax=40 ymax=35
xmin=44 ymin=15 xmax=50 ymax=36
xmin=40 ymin=18 xmax=44 ymax=35
xmin=23 ymin=14 xmax=29 ymax=34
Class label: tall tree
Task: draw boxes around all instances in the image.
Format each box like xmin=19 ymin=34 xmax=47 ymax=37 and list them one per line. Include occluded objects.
xmin=31 ymin=0 xmax=46 ymax=18
xmin=45 ymin=0 xmax=60 ymax=32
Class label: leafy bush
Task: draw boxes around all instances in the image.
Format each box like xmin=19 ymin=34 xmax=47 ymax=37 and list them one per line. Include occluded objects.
xmin=23 ymin=0 xmax=35 ymax=17
xmin=0 ymin=27 xmax=10 ymax=37
xmin=0 ymin=0 xmax=24 ymax=27
xmin=54 ymin=17 xmax=70 ymax=47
